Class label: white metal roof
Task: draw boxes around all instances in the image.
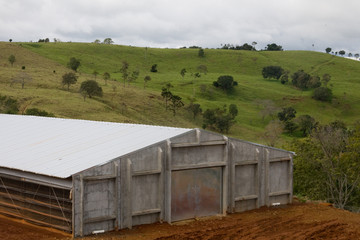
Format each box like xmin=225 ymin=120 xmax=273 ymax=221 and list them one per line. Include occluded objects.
xmin=0 ymin=114 xmax=191 ymax=178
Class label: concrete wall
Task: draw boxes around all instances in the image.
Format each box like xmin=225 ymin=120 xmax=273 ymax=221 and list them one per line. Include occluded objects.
xmin=72 ymin=129 xmax=294 ymax=237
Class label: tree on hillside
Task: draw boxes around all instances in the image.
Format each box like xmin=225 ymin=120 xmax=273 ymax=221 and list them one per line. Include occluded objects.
xmin=263 ymin=120 xmax=283 ymax=147
xmin=0 ymin=95 xmax=19 ymax=114
xmin=325 ymin=47 xmax=332 ymax=54
xmin=278 ymin=107 xmax=297 ymax=133
xmin=80 ymin=80 xmax=103 ymax=100
xmin=180 ymin=68 xmax=187 ymax=80
xmin=103 ymin=38 xmax=114 ymax=44
xmin=103 ymin=72 xmax=110 ymax=85
xmin=198 ymin=48 xmax=205 ymax=57
xmin=255 ymin=99 xmax=279 ymax=121
xmin=197 ymin=65 xmax=208 ymax=75
xmin=306 ymin=123 xmax=360 ymax=209
xmin=313 ymin=87 xmax=333 ymax=102
xmin=62 ymin=72 xmax=78 ymax=90
xmin=128 ymin=70 xmax=140 ymax=86
xmin=68 ymin=57 xmax=81 ymax=72
xmin=143 ymin=75 xmax=151 ymax=89
xmin=213 ymin=75 xmax=238 ymax=93
xmin=265 ymin=43 xmax=283 ymax=51
xmin=9 ymin=39 xmax=12 ymax=43
xmin=25 ymin=108 xmax=55 ymax=117
xmin=120 ymin=61 xmax=129 ymax=87
xmin=10 ymin=69 xmax=32 ymax=89
xmin=150 ymin=64 xmax=158 ymax=72
xmin=237 ymin=43 xmax=255 ymax=50
xmin=93 ymin=39 xmax=101 ymax=44
xmin=8 ymin=55 xmax=16 ymax=67
xmin=161 ymin=83 xmax=173 ymax=110
xmin=339 ymin=50 xmax=345 ymax=56
xmin=355 ymin=53 xmax=359 ymax=59
xmin=168 ymin=95 xmax=184 ymax=116
xmin=203 ymin=104 xmax=238 ymax=133
xmin=321 ymin=73 xmax=331 ymax=87
xmin=297 ymin=114 xmax=317 ymax=137
xmin=262 ymin=66 xmax=284 ymax=80
xmin=186 ymin=102 xmax=202 ymax=120
xmin=252 ymin=41 xmax=257 ymax=50
xmin=92 ymin=70 xmax=99 ymax=80
xmin=291 ymin=70 xmax=311 ymax=90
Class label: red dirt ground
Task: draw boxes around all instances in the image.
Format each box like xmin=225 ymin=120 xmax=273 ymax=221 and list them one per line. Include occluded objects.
xmin=1 ymin=202 xmax=360 ymax=240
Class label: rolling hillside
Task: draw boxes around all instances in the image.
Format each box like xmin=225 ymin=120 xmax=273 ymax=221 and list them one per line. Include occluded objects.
xmin=1 ymin=41 xmax=360 ymax=145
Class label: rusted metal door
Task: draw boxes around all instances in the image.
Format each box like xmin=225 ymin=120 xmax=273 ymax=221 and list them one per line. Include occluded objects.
xmin=171 ymin=167 xmax=222 ymax=222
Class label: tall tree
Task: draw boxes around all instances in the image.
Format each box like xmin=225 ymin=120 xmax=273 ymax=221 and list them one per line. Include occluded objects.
xmin=8 ymin=55 xmax=15 ymax=67
xmin=120 ymin=61 xmax=129 ymax=87
xmin=325 ymin=47 xmax=332 ymax=53
xmin=68 ymin=57 xmax=80 ymax=72
xmin=80 ymin=80 xmax=103 ymax=100
xmin=161 ymin=84 xmax=173 ymax=110
xmin=186 ymin=102 xmax=202 ymax=120
xmin=103 ymin=38 xmax=114 ymax=44
xmin=213 ymin=75 xmax=238 ymax=93
xmin=143 ymin=75 xmax=151 ymax=89
xmin=168 ymin=95 xmax=184 ymax=116
xmin=198 ymin=48 xmax=205 ymax=57
xmin=262 ymin=66 xmax=284 ymax=80
xmin=128 ymin=70 xmax=140 ymax=86
xmin=180 ymin=68 xmax=186 ymax=80
xmin=62 ymin=72 xmax=78 ymax=90
xmin=103 ymin=72 xmax=110 ymax=85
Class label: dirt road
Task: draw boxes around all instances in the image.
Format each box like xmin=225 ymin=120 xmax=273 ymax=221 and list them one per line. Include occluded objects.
xmin=1 ymin=202 xmax=359 ymax=240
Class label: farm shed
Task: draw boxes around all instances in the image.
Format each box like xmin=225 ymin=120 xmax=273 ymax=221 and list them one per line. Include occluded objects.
xmin=0 ymin=114 xmax=294 ymax=237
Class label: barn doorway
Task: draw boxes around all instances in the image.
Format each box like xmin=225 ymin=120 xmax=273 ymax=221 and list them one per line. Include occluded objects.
xmin=171 ymin=167 xmax=222 ymax=222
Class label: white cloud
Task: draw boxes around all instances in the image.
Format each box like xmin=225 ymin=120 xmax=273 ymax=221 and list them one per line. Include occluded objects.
xmin=1 ymin=0 xmax=360 ymax=53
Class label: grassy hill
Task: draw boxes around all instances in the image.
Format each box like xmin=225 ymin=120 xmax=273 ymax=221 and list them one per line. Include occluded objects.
xmin=1 ymin=41 xmax=360 ymax=146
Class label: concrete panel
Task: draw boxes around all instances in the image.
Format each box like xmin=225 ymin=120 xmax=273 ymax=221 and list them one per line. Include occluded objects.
xmin=132 ymin=213 xmax=159 ymax=226
xmin=234 ymin=164 xmax=257 ymax=197
xmin=171 ymin=145 xmax=224 ymax=167
xmin=235 ymin=199 xmax=257 ymax=212
xmin=131 ymin=174 xmax=160 ymax=213
xmin=128 ymin=144 xmax=165 ymax=172
xmin=83 ymin=179 xmax=115 ymax=220
xmin=269 ymin=161 xmax=290 ymax=193
xmin=83 ymin=220 xmax=114 ymax=236
xmin=170 ymin=130 xmax=197 ymax=144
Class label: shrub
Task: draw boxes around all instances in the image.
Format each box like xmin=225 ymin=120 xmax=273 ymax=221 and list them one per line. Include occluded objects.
xmin=25 ymin=108 xmax=55 ymax=117
xmin=150 ymin=64 xmax=158 ymax=72
xmin=313 ymin=87 xmax=332 ymax=102
xmin=262 ymin=66 xmax=284 ymax=80
xmin=213 ymin=75 xmax=238 ymax=93
xmin=80 ymin=80 xmax=103 ymax=100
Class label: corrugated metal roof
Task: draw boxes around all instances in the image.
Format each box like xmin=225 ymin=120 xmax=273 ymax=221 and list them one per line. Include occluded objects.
xmin=0 ymin=114 xmax=191 ymax=178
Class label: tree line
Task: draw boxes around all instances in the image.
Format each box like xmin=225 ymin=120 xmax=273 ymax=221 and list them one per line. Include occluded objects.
xmin=262 ymin=66 xmax=333 ymax=102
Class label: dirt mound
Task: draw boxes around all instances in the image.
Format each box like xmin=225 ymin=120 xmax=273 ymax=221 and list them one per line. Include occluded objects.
xmin=1 ymin=203 xmax=360 ymax=240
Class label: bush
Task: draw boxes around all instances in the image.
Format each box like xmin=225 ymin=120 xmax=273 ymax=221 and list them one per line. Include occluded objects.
xmin=262 ymin=66 xmax=284 ymax=80
xmin=313 ymin=87 xmax=332 ymax=102
xmin=80 ymin=80 xmax=103 ymax=100
xmin=25 ymin=108 xmax=55 ymax=117
xmin=213 ymin=75 xmax=238 ymax=93
xmin=150 ymin=64 xmax=158 ymax=72
xmin=0 ymin=95 xmax=19 ymax=114
xmin=68 ymin=57 xmax=81 ymax=72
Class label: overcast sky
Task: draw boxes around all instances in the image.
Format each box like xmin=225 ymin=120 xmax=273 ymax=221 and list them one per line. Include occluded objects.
xmin=1 ymin=0 xmax=359 ymax=53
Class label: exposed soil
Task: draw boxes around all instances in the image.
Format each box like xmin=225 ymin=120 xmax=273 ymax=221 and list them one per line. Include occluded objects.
xmin=1 ymin=202 xmax=360 ymax=240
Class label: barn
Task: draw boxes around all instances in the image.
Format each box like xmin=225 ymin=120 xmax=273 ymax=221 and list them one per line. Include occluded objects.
xmin=0 ymin=114 xmax=294 ymax=237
